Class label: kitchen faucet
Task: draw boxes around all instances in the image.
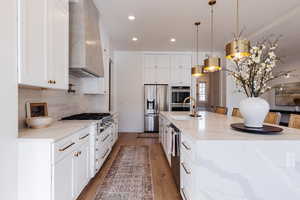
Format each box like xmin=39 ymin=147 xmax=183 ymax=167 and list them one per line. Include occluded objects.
xmin=183 ymin=96 xmax=200 ymax=117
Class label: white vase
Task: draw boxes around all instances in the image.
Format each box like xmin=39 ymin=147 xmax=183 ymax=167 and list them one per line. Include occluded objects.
xmin=239 ymin=97 xmax=270 ymax=128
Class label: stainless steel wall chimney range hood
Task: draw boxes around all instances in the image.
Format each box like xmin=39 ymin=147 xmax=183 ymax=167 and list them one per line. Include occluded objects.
xmin=69 ymin=0 xmax=104 ymax=78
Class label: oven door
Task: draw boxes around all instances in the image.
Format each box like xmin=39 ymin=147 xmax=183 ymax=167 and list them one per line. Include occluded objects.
xmin=171 ymin=88 xmax=191 ymax=104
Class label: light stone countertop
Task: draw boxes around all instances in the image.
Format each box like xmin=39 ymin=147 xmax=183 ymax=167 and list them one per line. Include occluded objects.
xmin=160 ymin=111 xmax=300 ymax=140
xmin=18 ymin=120 xmax=97 ymax=142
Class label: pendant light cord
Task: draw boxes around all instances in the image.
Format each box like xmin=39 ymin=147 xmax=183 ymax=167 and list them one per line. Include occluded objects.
xmin=210 ymin=4 xmax=214 ymax=56
xmin=196 ymin=23 xmax=199 ymax=65
xmin=236 ymin=0 xmax=239 ymax=38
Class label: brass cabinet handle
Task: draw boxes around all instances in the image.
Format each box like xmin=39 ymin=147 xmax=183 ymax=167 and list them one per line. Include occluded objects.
xmin=102 ymin=134 xmax=109 ymax=142
xmin=181 ymin=162 xmax=191 ymax=175
xmin=74 ymin=152 xmax=79 ymax=157
xmin=48 ymin=80 xmax=56 ymax=84
xmin=101 ymin=148 xmax=110 ymax=159
xmin=79 ymin=134 xmax=89 ymax=140
xmin=181 ymin=188 xmax=189 ymax=200
xmin=59 ymin=142 xmax=75 ymax=152
xmin=182 ymin=142 xmax=191 ymax=151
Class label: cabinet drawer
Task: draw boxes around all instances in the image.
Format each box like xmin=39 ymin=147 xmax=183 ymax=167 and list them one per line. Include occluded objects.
xmin=76 ymin=127 xmax=90 ymax=145
xmin=53 ymin=135 xmax=77 ymax=164
xmin=180 ymin=160 xmax=194 ymax=200
xmin=181 ymin=134 xmax=195 ymax=161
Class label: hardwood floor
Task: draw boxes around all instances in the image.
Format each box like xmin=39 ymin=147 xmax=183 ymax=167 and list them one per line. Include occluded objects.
xmin=78 ymin=133 xmax=182 ymax=200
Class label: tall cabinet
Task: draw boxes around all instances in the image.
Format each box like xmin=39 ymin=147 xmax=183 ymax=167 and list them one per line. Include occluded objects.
xmin=18 ymin=0 xmax=69 ymax=89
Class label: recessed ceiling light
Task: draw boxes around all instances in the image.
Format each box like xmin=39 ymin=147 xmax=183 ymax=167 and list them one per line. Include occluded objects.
xmin=132 ymin=37 xmax=138 ymax=41
xmin=170 ymin=38 xmax=176 ymax=42
xmin=128 ymin=15 xmax=136 ymax=21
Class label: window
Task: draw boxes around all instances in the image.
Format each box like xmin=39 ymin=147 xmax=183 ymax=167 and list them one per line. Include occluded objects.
xmin=198 ymin=82 xmax=207 ymax=102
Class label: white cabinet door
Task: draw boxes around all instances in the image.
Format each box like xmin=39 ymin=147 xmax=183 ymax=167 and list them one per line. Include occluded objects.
xmin=156 ymin=68 xmax=170 ymax=84
xmin=170 ymin=55 xmax=192 ymax=86
xmin=18 ymin=0 xmax=69 ymax=89
xmin=144 ymin=54 xmax=170 ymax=84
xmin=18 ymin=0 xmax=48 ymax=88
xmin=144 ymin=67 xmax=156 ymax=84
xmin=53 ymin=153 xmax=74 ymax=200
xmin=156 ymin=55 xmax=170 ymax=84
xmin=156 ymin=55 xmax=170 ymax=68
xmin=144 ymin=55 xmax=157 ymax=68
xmin=48 ymin=0 xmax=69 ymax=89
xmin=171 ymin=65 xmax=185 ymax=85
xmin=74 ymin=141 xmax=90 ymax=196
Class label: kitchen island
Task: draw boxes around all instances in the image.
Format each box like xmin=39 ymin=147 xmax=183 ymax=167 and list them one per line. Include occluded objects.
xmin=159 ymin=111 xmax=300 ymax=200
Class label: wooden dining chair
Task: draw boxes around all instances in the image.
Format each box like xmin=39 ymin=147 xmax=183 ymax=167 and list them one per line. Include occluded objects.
xmin=264 ymin=112 xmax=281 ymax=125
xmin=288 ymin=114 xmax=300 ymax=129
xmin=232 ymin=108 xmax=243 ymax=118
xmin=215 ymin=106 xmax=228 ymax=115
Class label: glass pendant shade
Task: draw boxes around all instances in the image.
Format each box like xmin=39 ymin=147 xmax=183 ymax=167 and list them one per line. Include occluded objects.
xmin=226 ymin=39 xmax=250 ymax=60
xmin=204 ymin=57 xmax=221 ymax=72
xmin=192 ymin=65 xmax=204 ymax=77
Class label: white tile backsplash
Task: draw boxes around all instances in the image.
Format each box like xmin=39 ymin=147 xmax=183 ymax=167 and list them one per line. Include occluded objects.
xmin=18 ymin=76 xmax=108 ymax=129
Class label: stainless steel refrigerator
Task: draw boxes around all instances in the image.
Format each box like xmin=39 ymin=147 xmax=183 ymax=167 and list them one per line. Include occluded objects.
xmin=144 ymin=84 xmax=169 ymax=132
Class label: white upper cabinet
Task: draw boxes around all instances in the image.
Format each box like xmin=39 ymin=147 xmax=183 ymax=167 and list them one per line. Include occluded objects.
xmin=18 ymin=0 xmax=69 ymax=89
xmin=18 ymin=0 xmax=48 ymax=88
xmin=48 ymin=0 xmax=69 ymax=89
xmin=143 ymin=54 xmax=192 ymax=85
xmin=143 ymin=54 xmax=170 ymax=84
xmin=170 ymin=55 xmax=192 ymax=86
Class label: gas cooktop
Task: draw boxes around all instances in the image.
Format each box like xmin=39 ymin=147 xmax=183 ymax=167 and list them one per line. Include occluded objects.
xmin=61 ymin=113 xmax=111 ymax=120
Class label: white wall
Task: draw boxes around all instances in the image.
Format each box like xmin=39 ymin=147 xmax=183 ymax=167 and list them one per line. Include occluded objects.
xmin=0 ymin=0 xmax=18 ymax=199
xmin=114 ymin=51 xmax=144 ymax=132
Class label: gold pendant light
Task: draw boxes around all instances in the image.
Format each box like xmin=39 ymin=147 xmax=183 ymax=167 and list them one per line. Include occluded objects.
xmin=204 ymin=0 xmax=221 ymax=73
xmin=225 ymin=0 xmax=250 ymax=60
xmin=192 ymin=22 xmax=205 ymax=77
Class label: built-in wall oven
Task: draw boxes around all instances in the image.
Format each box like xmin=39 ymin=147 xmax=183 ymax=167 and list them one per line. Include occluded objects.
xmin=170 ymin=86 xmax=191 ymax=111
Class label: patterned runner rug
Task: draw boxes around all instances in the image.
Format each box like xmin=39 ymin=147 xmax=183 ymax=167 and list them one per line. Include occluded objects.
xmin=94 ymin=146 xmax=154 ymax=200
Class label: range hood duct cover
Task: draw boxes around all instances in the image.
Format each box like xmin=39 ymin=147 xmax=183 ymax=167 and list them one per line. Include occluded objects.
xmin=69 ymin=0 xmax=104 ymax=78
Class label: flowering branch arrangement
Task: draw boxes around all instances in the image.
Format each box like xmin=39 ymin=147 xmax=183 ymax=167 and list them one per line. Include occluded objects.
xmin=227 ymin=37 xmax=290 ymax=97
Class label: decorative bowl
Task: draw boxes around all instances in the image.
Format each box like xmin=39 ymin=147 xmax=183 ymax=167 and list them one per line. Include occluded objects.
xmin=26 ymin=117 xmax=53 ymax=129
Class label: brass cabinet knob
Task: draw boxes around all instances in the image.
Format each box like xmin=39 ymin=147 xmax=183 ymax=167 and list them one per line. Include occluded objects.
xmin=53 ymin=80 xmax=56 ymax=84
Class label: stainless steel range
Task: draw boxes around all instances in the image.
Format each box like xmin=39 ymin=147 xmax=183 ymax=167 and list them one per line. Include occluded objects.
xmin=61 ymin=113 xmax=117 ymax=176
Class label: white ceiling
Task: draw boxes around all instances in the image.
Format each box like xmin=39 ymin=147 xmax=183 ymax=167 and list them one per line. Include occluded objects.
xmin=95 ymin=0 xmax=300 ymax=62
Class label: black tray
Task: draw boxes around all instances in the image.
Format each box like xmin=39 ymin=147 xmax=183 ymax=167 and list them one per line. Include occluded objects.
xmin=231 ymin=123 xmax=283 ymax=135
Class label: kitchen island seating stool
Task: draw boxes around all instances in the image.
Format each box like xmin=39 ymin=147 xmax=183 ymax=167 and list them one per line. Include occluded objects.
xmin=264 ymin=112 xmax=281 ymax=125
xmin=289 ymin=114 xmax=300 ymax=129
xmin=232 ymin=108 xmax=242 ymax=118
xmin=215 ymin=106 xmax=228 ymax=115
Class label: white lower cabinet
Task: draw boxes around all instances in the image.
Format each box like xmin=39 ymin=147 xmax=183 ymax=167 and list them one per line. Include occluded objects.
xmin=74 ymin=141 xmax=90 ymax=197
xmin=159 ymin=115 xmax=172 ymax=166
xmin=159 ymin=115 xmax=198 ymax=200
xmin=53 ymin=153 xmax=74 ymax=200
xmin=18 ymin=126 xmax=91 ymax=200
